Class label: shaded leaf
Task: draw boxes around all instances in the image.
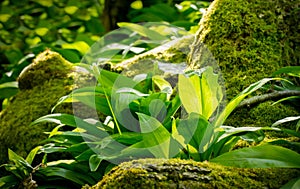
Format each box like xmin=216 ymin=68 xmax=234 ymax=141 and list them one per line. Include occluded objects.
xmin=211 ymin=145 xmax=300 ymax=168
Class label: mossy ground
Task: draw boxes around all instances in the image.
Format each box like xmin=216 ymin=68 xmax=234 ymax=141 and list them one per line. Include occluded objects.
xmin=90 ymin=158 xmax=300 ymax=189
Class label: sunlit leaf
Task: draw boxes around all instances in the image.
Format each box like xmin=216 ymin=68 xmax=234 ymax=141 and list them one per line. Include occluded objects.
xmin=179 ymin=67 xmax=223 ymax=120
xmin=118 ymin=22 xmax=168 ymax=41
xmin=272 ymin=66 xmax=300 ymax=77
xmin=272 ymin=116 xmax=300 ymax=127
xmin=62 ymin=41 xmax=90 ymax=55
xmin=25 ymin=146 xmax=42 ymax=164
xmin=31 ymin=113 xmax=108 ymax=138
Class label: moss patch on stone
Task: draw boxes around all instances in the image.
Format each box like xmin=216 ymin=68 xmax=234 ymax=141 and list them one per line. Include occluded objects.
xmin=186 ymin=0 xmax=300 ymax=133
xmin=0 ymin=50 xmax=75 ymax=164
xmin=188 ymin=0 xmax=299 ymax=99
xmin=91 ymin=158 xmax=300 ymax=189
xmin=226 ymin=101 xmax=299 ymax=129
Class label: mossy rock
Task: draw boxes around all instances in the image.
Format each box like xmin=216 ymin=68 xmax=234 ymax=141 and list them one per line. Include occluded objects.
xmin=0 ymin=50 xmax=75 ymax=164
xmin=0 ymin=50 xmax=76 ymax=165
xmin=226 ymin=101 xmax=299 ymax=129
xmin=188 ymin=0 xmax=299 ymax=98
xmin=187 ymin=0 xmax=300 ymax=127
xmin=89 ymin=158 xmax=300 ymax=189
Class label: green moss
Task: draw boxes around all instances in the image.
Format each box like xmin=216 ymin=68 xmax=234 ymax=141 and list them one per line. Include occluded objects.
xmin=0 ymin=50 xmax=75 ymax=164
xmin=186 ymin=0 xmax=300 ymax=131
xmin=226 ymin=101 xmax=299 ymax=128
xmin=188 ymin=0 xmax=299 ymax=99
xmin=91 ymin=158 xmax=300 ymax=189
xmin=18 ymin=50 xmax=74 ymax=90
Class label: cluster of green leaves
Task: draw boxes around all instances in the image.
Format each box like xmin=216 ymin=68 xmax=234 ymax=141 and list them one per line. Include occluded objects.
xmin=0 ymin=0 xmax=210 ymax=110
xmin=271 ymin=66 xmax=300 ymax=108
xmin=83 ymin=21 xmax=189 ymax=66
xmin=2 ymin=65 xmax=300 ymax=188
xmin=0 ymin=0 xmax=208 ymax=111
xmin=129 ymin=1 xmax=210 ymax=31
xmin=0 ymin=0 xmax=105 ymax=110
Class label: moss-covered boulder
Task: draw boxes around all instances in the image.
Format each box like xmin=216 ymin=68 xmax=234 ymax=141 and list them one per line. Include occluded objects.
xmin=187 ymin=0 xmax=300 ymax=127
xmin=0 ymin=50 xmax=75 ymax=164
xmin=188 ymin=0 xmax=299 ymax=98
xmin=90 ymin=158 xmax=300 ymax=189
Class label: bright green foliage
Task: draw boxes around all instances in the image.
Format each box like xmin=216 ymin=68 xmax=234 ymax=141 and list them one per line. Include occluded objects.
xmin=18 ymin=66 xmax=297 ymax=187
xmin=128 ymin=1 xmax=210 ymax=31
xmin=178 ymin=67 xmax=223 ymax=119
xmin=0 ymin=0 xmax=104 ymax=108
xmin=0 ymin=147 xmax=99 ymax=188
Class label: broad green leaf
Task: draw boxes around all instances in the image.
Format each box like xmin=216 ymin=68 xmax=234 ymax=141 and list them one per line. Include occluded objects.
xmin=62 ymin=41 xmax=90 ymax=55
xmin=179 ymin=67 xmax=223 ymax=120
xmin=8 ymin=149 xmax=32 ymax=170
xmin=133 ymin=113 xmax=172 ymax=158
xmin=163 ymin=95 xmax=181 ymax=127
xmin=211 ymin=144 xmax=300 ymax=168
xmin=118 ymin=22 xmax=168 ymax=41
xmin=280 ymin=177 xmax=300 ymax=189
xmin=35 ymin=27 xmax=49 ymax=36
xmin=54 ymin=48 xmax=81 ymax=63
xmin=217 ymin=126 xmax=280 ymax=142
xmin=51 ymin=86 xmax=112 ymax=115
xmin=176 ymin=113 xmax=214 ymax=160
xmin=272 ymin=66 xmax=300 ymax=77
xmin=25 ymin=146 xmax=42 ymax=164
xmin=64 ymin=6 xmax=78 ymax=14
xmin=268 ymin=139 xmax=300 ymax=152
xmin=0 ymin=81 xmax=19 ymax=99
xmin=38 ymin=167 xmax=95 ymax=186
xmin=89 ymin=154 xmax=102 ymax=172
xmin=152 ymin=75 xmax=173 ymax=97
xmin=214 ymin=78 xmax=277 ymax=127
xmin=31 ymin=113 xmax=108 ymax=138
xmin=0 ymin=175 xmax=18 ymax=188
xmin=272 ymin=116 xmax=300 ymax=127
xmin=211 ymin=126 xmax=279 ymax=157
xmin=112 ymin=92 xmax=141 ymax=132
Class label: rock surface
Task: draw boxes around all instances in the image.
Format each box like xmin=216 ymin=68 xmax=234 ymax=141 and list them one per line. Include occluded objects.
xmin=90 ymin=158 xmax=300 ymax=189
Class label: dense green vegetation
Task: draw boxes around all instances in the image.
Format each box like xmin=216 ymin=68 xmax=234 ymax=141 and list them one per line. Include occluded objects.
xmin=0 ymin=0 xmax=209 ymax=110
xmin=0 ymin=0 xmax=299 ymax=188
